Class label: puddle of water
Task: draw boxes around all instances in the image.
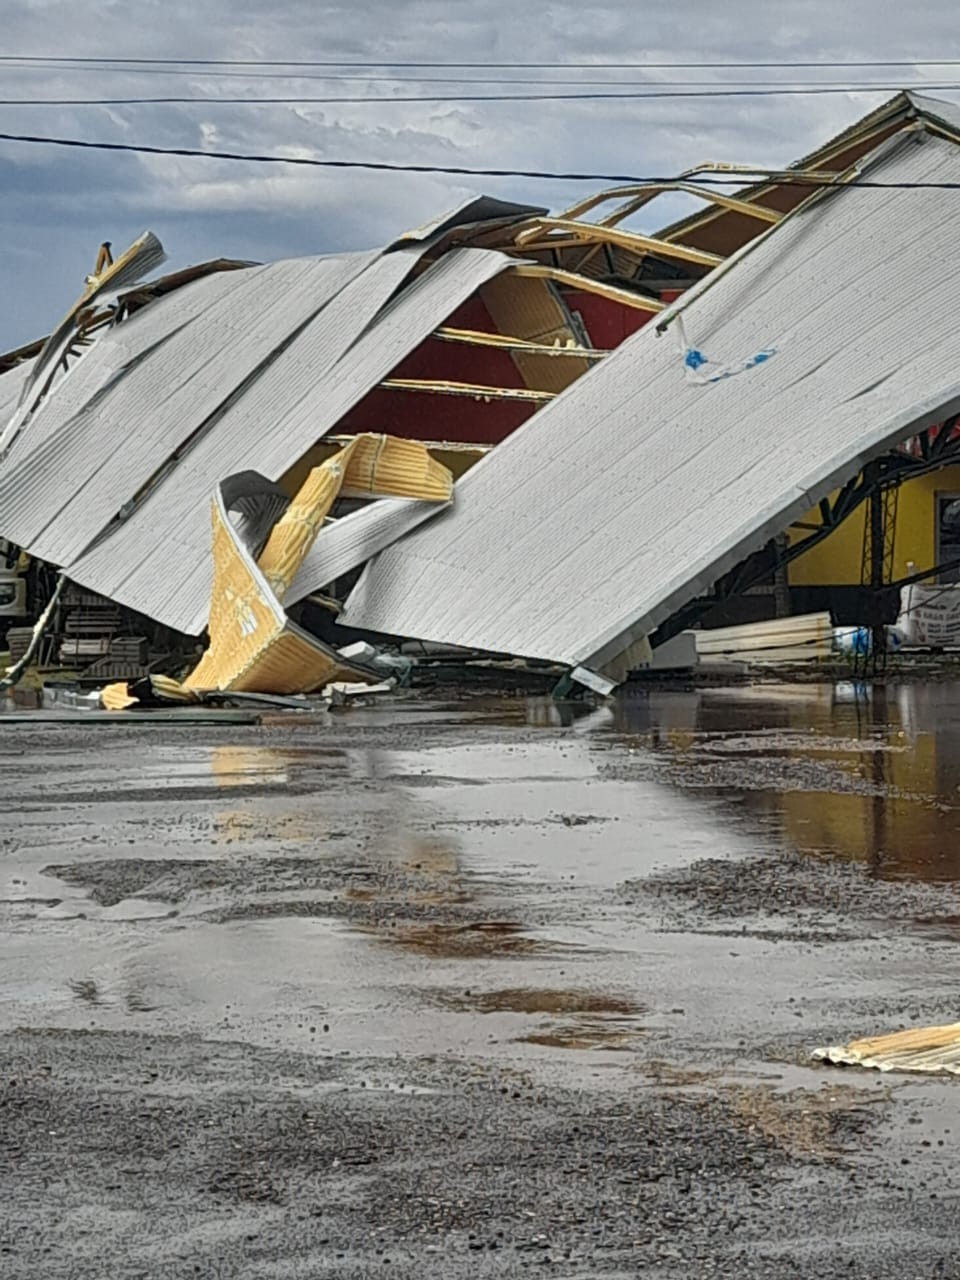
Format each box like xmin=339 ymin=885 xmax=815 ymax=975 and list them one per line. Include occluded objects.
xmin=433 ymin=987 xmax=642 ymax=1017
xmin=7 ymin=684 xmax=960 ymax=1080
xmin=520 ymin=1021 xmax=642 ymax=1051
xmin=208 ymin=745 xmax=353 ymax=789
xmin=1 ymin=742 xmax=357 ymax=801
xmin=425 ymin=986 xmax=647 ymax=1052
xmin=603 ymin=682 xmax=960 ymax=885
xmin=365 ymin=920 xmax=578 ymax=959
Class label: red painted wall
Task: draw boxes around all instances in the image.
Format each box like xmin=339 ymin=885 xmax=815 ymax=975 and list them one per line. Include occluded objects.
xmin=336 ymin=295 xmax=535 ymax=445
xmin=561 ymin=289 xmax=655 ymax=350
xmin=335 ymin=288 xmax=664 ymax=447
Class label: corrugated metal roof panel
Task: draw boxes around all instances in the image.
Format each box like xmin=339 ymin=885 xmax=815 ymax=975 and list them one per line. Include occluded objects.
xmin=341 ymin=132 xmax=960 ymax=676
xmin=0 ymin=251 xmax=379 ymax=569
xmin=1 ymin=268 xmax=253 ymax=472
xmin=66 ymin=246 xmax=514 ymax=634
xmin=907 ymin=92 xmax=960 ymax=137
xmin=287 ymin=497 xmax=448 ymax=605
xmin=814 ymin=1021 xmax=960 ymax=1075
xmin=0 ymin=360 xmax=34 ymax=424
xmin=393 ymin=195 xmax=545 ymax=245
xmin=6 ymin=231 xmax=168 ymax=452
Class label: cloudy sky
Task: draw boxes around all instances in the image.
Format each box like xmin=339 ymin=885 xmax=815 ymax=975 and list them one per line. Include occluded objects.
xmin=0 ymin=0 xmax=958 ymax=349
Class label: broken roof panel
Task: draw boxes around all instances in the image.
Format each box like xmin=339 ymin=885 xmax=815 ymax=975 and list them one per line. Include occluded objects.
xmin=0 ymin=360 xmax=34 ymax=425
xmin=4 ymin=231 xmax=168 ymax=454
xmin=0 ymin=250 xmax=381 ymax=568
xmin=393 ymin=195 xmax=547 ymax=245
xmin=64 ymin=246 xmax=515 ymax=634
xmin=814 ymin=1021 xmax=960 ymax=1076
xmin=653 ymin=104 xmax=911 ymax=255
xmin=287 ymin=497 xmax=447 ymax=606
xmin=0 ymin=267 xmax=253 ymax=472
xmin=656 ymin=92 xmax=960 ymax=260
xmin=905 ymin=91 xmax=960 ymax=137
xmin=341 ymin=130 xmax=960 ymax=678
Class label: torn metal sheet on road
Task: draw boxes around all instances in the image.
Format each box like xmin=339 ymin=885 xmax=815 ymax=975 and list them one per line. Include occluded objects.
xmin=814 ymin=1023 xmax=960 ymax=1076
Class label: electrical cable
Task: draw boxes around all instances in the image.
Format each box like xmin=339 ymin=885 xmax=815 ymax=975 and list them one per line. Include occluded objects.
xmin=3 ymin=67 xmax=960 ymax=87
xmin=2 ymin=84 xmax=960 ymax=105
xmin=4 ymin=128 xmax=960 ymax=184
xmin=4 ymin=55 xmax=960 ymax=69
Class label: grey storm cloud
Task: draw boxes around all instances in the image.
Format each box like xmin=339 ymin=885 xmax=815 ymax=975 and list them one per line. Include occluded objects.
xmin=0 ymin=0 xmax=958 ymax=347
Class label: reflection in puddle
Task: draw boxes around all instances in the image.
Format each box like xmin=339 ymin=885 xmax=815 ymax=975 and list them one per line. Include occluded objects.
xmin=429 ymin=986 xmax=646 ymax=1051
xmin=435 ymin=987 xmax=642 ymax=1017
xmin=371 ymin=920 xmax=577 ymax=959
xmin=605 ymin=682 xmax=960 ymax=884
xmin=68 ymin=975 xmax=160 ymax=1013
xmin=525 ymin=698 xmax=608 ymax=729
xmin=97 ymin=745 xmax=350 ymax=793
xmin=209 ymin=746 xmax=291 ymax=788
xmin=125 ymin=988 xmax=159 ymax=1013
xmin=521 ymin=1022 xmax=642 ymax=1051
xmin=209 ymin=744 xmax=350 ymax=794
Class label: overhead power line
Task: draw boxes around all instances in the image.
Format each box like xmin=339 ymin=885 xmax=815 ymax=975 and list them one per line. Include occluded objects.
xmin=1 ymin=60 xmax=958 ymax=88
xmin=0 ymin=73 xmax=953 ymax=88
xmin=3 ymin=127 xmax=960 ymax=187
xmin=3 ymin=55 xmax=960 ymax=69
xmin=2 ymin=83 xmax=960 ymax=106
xmin=0 ymin=64 xmax=937 ymax=86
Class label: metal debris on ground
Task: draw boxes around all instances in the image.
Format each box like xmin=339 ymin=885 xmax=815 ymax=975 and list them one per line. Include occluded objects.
xmin=101 ymin=434 xmax=451 ymax=708
xmin=813 ymin=1023 xmax=960 ymax=1075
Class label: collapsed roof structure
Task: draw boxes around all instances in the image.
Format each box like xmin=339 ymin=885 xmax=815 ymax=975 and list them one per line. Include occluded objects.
xmin=343 ymin=120 xmax=960 ymax=687
xmin=1 ymin=91 xmax=959 ymax=692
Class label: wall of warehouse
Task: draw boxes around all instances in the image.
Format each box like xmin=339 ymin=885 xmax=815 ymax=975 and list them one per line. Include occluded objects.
xmin=787 ymin=463 xmax=960 ymax=586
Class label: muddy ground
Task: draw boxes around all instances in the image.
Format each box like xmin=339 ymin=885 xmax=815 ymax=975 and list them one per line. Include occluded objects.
xmin=3 ymin=681 xmax=960 ymax=1276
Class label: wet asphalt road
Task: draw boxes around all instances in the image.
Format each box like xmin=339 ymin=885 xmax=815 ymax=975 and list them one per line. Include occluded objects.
xmin=3 ymin=682 xmax=960 ymax=1277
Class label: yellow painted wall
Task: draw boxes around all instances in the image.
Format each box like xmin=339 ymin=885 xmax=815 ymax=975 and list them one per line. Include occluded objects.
xmin=786 ymin=464 xmax=960 ymax=586
xmin=773 ymin=709 xmax=943 ymax=880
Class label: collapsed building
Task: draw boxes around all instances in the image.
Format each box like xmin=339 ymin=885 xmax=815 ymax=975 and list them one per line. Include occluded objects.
xmin=1 ymin=90 xmax=959 ymax=695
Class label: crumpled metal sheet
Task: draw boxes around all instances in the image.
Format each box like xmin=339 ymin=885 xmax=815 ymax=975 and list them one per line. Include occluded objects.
xmin=50 ymin=246 xmax=510 ymax=635
xmin=186 ymin=433 xmax=452 ymax=695
xmin=104 ymin=434 xmax=452 ymax=705
xmin=1 ymin=231 xmax=167 ymax=455
xmin=813 ymin=1023 xmax=960 ymax=1075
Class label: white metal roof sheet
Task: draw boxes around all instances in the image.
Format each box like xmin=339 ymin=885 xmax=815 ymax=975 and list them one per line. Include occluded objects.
xmin=287 ymin=497 xmax=448 ymax=606
xmin=907 ymin=92 xmax=960 ymax=137
xmin=393 ymin=195 xmax=545 ymax=244
xmin=0 ymin=251 xmax=379 ymax=568
xmin=0 ymin=269 xmax=252 ymax=473
xmin=0 ymin=360 xmax=34 ymax=425
xmin=64 ymin=246 xmax=514 ymax=633
xmin=341 ymin=131 xmax=960 ymax=677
